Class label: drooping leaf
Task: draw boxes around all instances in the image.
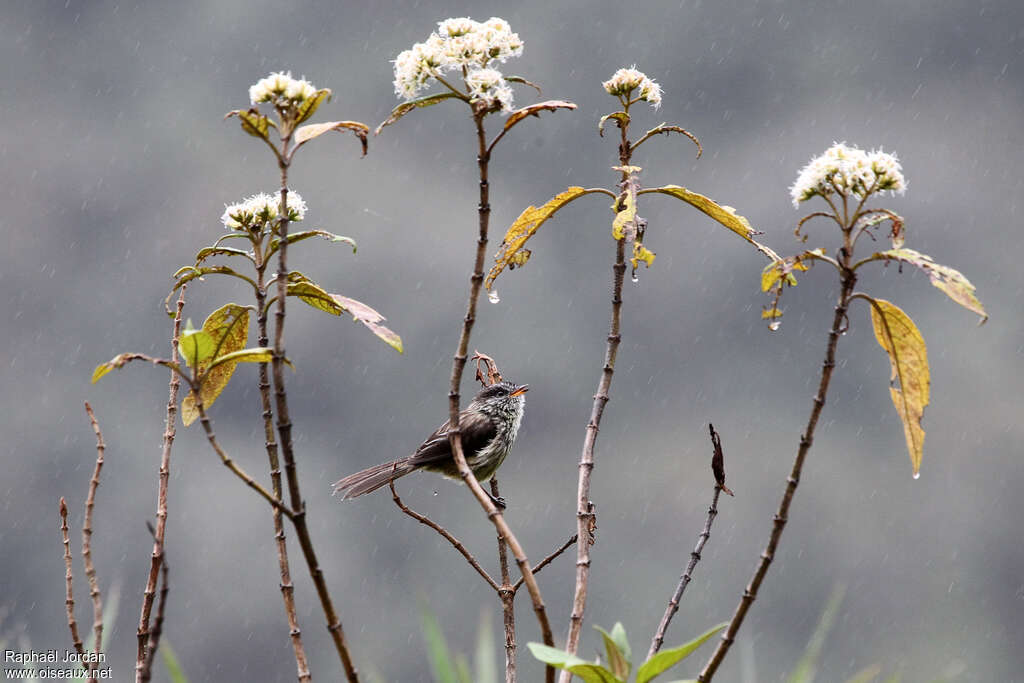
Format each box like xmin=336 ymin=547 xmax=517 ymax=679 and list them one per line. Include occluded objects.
xmin=760 ymin=249 xmax=823 ymax=292
xmin=641 ymin=186 xmax=759 ymax=243
xmin=331 ymin=293 xmax=404 ymax=353
xmin=294 ymin=88 xmax=332 ymax=125
xmin=867 ymin=298 xmax=930 ymax=476
xmin=761 ymin=307 xmax=784 ymax=320
xmin=505 ymin=75 xmax=543 ymax=95
xmin=487 ymin=186 xmax=605 ymax=290
xmin=294 ymin=120 xmax=369 ymax=156
xmin=870 ymin=248 xmax=987 ymax=323
xmin=288 ymin=280 xmax=344 ymax=315
xmin=598 ymin=111 xmax=630 ymax=137
xmin=636 ymin=622 xmax=727 ymax=683
xmin=594 ymin=623 xmax=632 ymax=680
xmin=633 ymin=124 xmax=702 ymax=158
xmin=181 ymin=304 xmax=250 ymax=426
xmin=375 ymin=93 xmax=461 ymax=135
xmin=225 ymin=108 xmax=273 ymax=142
xmin=631 ymin=242 xmax=656 ymax=271
xmin=91 ymin=353 xmax=180 ymax=383
xmin=165 ymin=266 xmax=258 ymax=312
xmin=526 ymin=643 xmax=620 ymax=683
xmin=501 ymin=100 xmax=577 ymax=133
xmin=267 ymin=230 xmax=357 ymax=259
xmin=194 ymin=246 xmax=254 ymax=265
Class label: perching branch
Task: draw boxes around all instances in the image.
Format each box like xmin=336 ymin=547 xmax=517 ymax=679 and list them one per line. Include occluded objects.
xmin=138 ymin=522 xmax=169 ymax=683
xmin=59 ymin=498 xmax=87 ymax=663
xmin=491 ymin=478 xmax=517 ymax=683
xmin=136 ymin=287 xmax=185 ymax=682
xmin=648 ymin=424 xmax=730 ymax=659
xmin=81 ymin=402 xmax=106 ymax=675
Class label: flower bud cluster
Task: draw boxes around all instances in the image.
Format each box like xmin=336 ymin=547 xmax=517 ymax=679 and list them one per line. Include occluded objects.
xmin=393 ymin=17 xmax=523 ymax=111
xmin=602 ymin=66 xmax=663 ymax=108
xmin=249 ymin=71 xmax=318 ymax=107
xmin=791 ymin=142 xmax=906 ymax=207
xmin=221 ymin=190 xmax=307 ymax=231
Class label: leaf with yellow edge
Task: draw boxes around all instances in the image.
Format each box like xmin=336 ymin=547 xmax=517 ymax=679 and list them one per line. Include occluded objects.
xmin=330 ymin=294 xmax=403 ymax=353
xmin=288 ymin=281 xmax=344 ymax=316
xmin=181 ymin=304 xmax=250 ymax=426
xmin=868 ymin=298 xmax=930 ymax=476
xmin=225 ymin=108 xmax=273 ymax=142
xmin=872 ymin=248 xmax=987 ymax=323
xmin=294 ymin=88 xmax=332 ymax=125
xmin=631 ymin=241 xmax=656 ymax=271
xmin=640 ymin=185 xmax=758 ymax=243
xmin=487 ymin=186 xmax=605 ymax=290
xmin=612 ymin=188 xmax=637 ymax=241
xmin=501 ymin=100 xmax=576 ymax=133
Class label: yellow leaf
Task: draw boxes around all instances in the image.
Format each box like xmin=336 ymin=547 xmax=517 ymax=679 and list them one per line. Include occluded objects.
xmin=487 ymin=186 xmax=599 ymax=290
xmin=630 ymin=241 xmax=655 ymax=270
xmin=612 ymin=188 xmax=637 ymax=241
xmin=874 ymin=248 xmax=987 ymax=323
xmin=641 ymin=185 xmax=757 ymax=242
xmin=181 ymin=304 xmax=250 ymax=426
xmin=868 ymin=298 xmax=930 ymax=475
xmin=288 ymin=281 xmax=343 ymax=316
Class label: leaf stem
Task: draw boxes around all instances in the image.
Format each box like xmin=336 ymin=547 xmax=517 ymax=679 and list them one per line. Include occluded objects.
xmin=81 ymin=402 xmax=106 ymax=676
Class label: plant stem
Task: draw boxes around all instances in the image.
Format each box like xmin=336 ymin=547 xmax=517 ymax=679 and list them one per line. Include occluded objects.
xmin=136 ymin=288 xmax=185 ymax=682
xmin=271 ymin=145 xmax=360 ymax=682
xmin=697 ymin=253 xmax=857 ymax=682
xmin=492 ymin=479 xmax=517 ymax=683
xmin=648 ymin=485 xmax=723 ymax=658
xmin=59 ymin=498 xmax=86 ymax=662
xmin=81 ymin=402 xmax=106 ymax=674
xmin=560 ymin=118 xmax=631 ymax=677
xmin=138 ymin=523 xmax=169 ymax=683
xmin=445 ymin=110 xmax=554 ymax=682
xmin=255 ymin=243 xmax=310 ymax=683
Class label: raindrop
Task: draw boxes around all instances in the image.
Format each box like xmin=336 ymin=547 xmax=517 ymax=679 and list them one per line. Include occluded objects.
xmin=631 ymin=273 xmax=639 ymax=284
xmin=433 ymin=490 xmax=439 ymax=496
xmin=912 ymin=471 xmax=920 ymax=480
xmin=488 ymin=289 xmax=500 ymax=304
xmin=768 ymin=320 xmax=781 ymax=331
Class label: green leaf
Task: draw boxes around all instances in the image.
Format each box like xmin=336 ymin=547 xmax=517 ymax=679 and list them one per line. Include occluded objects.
xmin=267 ymin=230 xmax=357 ymax=259
xmin=375 ymin=93 xmax=461 ymax=135
xmin=844 ymin=664 xmax=882 ymax=683
xmin=487 ymin=186 xmax=608 ymax=291
xmin=870 ymin=248 xmax=987 ymax=323
xmin=594 ymin=623 xmax=632 ymax=680
xmin=295 ymin=119 xmax=369 ymax=156
xmin=636 ymin=623 xmax=727 ymax=683
xmin=331 ymin=293 xmax=404 ymax=353
xmin=180 ymin=329 xmax=216 ymax=368
xmin=294 ymin=88 xmax=332 ymax=125
xmin=181 ymin=304 xmax=250 ymax=426
xmin=474 ymin=609 xmax=498 ymax=683
xmin=640 ymin=186 xmax=758 ymax=243
xmin=598 ymin=111 xmax=630 ymax=137
xmin=288 ymin=281 xmax=344 ymax=315
xmin=204 ymin=347 xmax=275 ymax=373
xmin=226 ymin=108 xmax=272 ymax=142
xmin=867 ymin=298 xmax=930 ymax=476
xmin=165 ymin=265 xmax=258 ymax=312
xmin=421 ymin=607 xmax=459 ymax=683
xmin=161 ymin=640 xmax=190 ymax=683
xmin=501 ymin=100 xmax=577 ymax=133
xmin=786 ymin=583 xmax=846 ymax=683
xmin=526 ymin=643 xmax=621 ymax=683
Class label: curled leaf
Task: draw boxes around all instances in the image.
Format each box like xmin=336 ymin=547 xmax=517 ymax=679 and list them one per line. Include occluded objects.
xmin=631 ymin=241 xmax=656 ymax=271
xmin=294 ymin=88 xmax=332 ymax=125
xmin=330 ymin=294 xmax=403 ymax=353
xmin=225 ymin=108 xmax=273 ymax=141
xmin=867 ymin=297 xmax=930 ymax=476
xmin=195 ymin=246 xmax=254 ymax=265
xmin=505 ymin=75 xmax=543 ymax=95
xmin=267 ymin=230 xmax=357 ymax=259
xmin=871 ymin=248 xmax=987 ymax=323
xmin=760 ymin=249 xmax=824 ymax=292
xmin=488 ymin=186 xmax=606 ymax=290
xmin=612 ymin=188 xmax=638 ymax=241
xmin=598 ymin=111 xmax=630 ymax=137
xmin=375 ymin=93 xmax=460 ymax=135
xmin=632 ymin=124 xmax=703 ymax=158
xmin=181 ymin=304 xmax=250 ymax=426
xmin=294 ymin=120 xmax=369 ymax=156
xmin=502 ymin=100 xmax=577 ymax=133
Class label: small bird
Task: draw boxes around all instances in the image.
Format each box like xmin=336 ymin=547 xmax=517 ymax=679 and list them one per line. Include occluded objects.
xmin=332 ymin=381 xmax=528 ymax=507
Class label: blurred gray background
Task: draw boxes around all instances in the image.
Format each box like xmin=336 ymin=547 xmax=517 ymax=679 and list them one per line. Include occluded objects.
xmin=3 ymin=0 xmax=1022 ymax=681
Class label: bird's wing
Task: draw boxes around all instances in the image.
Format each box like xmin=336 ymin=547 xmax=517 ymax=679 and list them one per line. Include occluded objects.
xmin=408 ymin=410 xmax=496 ymax=467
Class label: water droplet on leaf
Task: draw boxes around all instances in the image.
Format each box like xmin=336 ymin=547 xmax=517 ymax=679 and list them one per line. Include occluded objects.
xmin=631 ymin=273 xmax=639 ymax=284
xmin=488 ymin=289 xmax=500 ymax=304
xmin=768 ymin=320 xmax=781 ymax=331
xmin=433 ymin=490 xmax=439 ymax=496
xmin=912 ymin=471 xmax=920 ymax=480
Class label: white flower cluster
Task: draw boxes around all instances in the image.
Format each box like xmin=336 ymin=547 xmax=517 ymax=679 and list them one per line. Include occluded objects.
xmin=790 ymin=142 xmax=907 ymax=207
xmin=249 ymin=71 xmax=318 ymax=106
xmin=602 ymin=66 xmax=663 ymax=108
xmin=221 ymin=190 xmax=307 ymax=230
xmin=392 ymin=17 xmax=523 ymax=111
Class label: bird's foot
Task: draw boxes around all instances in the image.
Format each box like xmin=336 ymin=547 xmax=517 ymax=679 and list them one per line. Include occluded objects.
xmin=486 ymin=490 xmax=507 ymax=510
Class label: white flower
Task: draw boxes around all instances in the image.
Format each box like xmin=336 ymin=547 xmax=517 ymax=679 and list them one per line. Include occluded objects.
xmin=249 ymin=71 xmax=320 ymax=106
xmin=391 ymin=17 xmax=523 ymax=101
xmin=603 ymin=66 xmax=663 ymax=108
xmin=790 ymin=142 xmax=907 ymax=207
xmin=465 ymin=68 xmax=514 ymax=111
xmin=221 ymin=190 xmax=306 ymax=230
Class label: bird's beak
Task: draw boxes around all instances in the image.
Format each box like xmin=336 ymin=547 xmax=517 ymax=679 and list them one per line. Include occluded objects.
xmin=510 ymin=384 xmax=529 ymax=397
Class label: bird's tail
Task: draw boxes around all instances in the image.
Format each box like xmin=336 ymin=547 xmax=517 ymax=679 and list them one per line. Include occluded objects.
xmin=332 ymin=458 xmax=415 ymax=500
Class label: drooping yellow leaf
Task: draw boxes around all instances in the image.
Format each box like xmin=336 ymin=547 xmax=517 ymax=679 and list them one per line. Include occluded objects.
xmin=874 ymin=248 xmax=987 ymax=323
xmin=181 ymin=304 xmax=250 ymax=426
xmin=760 ymin=249 xmax=823 ymax=292
xmin=288 ymin=281 xmax=343 ymax=315
xmin=761 ymin=307 xmax=783 ymax=319
xmin=631 ymin=241 xmax=656 ymax=270
xmin=330 ymin=294 xmax=403 ymax=353
xmin=487 ymin=186 xmax=601 ymax=290
xmin=868 ymin=298 xmax=930 ymax=475
xmin=641 ymin=185 xmax=758 ymax=242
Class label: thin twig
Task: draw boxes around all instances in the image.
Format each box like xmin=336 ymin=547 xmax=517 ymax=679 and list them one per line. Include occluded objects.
xmin=81 ymin=402 xmax=106 ymax=674
xmin=561 ymin=119 xmax=631 ymax=675
xmin=389 ymin=480 xmax=499 ymax=591
xmin=254 ymin=239 xmax=310 ymax=683
xmin=137 ymin=287 xmax=185 ymax=681
xmin=492 ymin=478 xmax=516 ymax=683
xmin=139 ymin=522 xmax=169 ymax=683
xmin=698 ymin=255 xmax=857 ymax=681
xmin=60 ymin=498 xmax=87 ymax=661
xmin=512 ymin=534 xmax=578 ymax=593
xmin=445 ymin=108 xmax=555 ymax=682
xmin=272 ymin=147 xmax=360 ymax=682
